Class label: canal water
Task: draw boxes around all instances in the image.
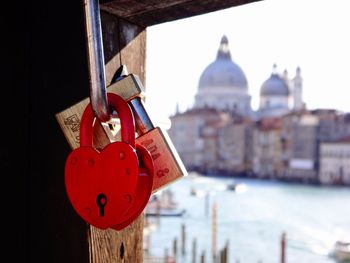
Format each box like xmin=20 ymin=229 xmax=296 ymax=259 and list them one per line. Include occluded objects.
xmin=145 ymin=172 xmax=350 ymax=263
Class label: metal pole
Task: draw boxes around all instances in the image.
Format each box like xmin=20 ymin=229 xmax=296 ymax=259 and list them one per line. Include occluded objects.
xmin=83 ymin=0 xmax=109 ymax=122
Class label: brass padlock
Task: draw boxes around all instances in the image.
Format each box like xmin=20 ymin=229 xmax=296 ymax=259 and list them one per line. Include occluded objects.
xmin=105 ymin=74 xmax=187 ymax=192
xmin=55 ymin=74 xmax=145 ymax=150
xmin=55 ymin=74 xmax=187 ymax=193
xmin=130 ymin=96 xmax=187 ymax=192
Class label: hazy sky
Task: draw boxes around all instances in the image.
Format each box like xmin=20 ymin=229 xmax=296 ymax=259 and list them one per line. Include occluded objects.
xmin=144 ymin=0 xmax=350 ymax=121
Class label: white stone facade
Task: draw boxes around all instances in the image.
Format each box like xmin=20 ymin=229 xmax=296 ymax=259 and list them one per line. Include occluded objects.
xmin=195 ymin=86 xmax=251 ymax=115
xmin=319 ymin=141 xmax=350 ymax=185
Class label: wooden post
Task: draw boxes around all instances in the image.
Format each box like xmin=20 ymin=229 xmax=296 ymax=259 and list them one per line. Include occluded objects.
xmin=173 ymin=237 xmax=178 ymax=259
xmin=212 ymin=201 xmax=217 ymax=262
xmin=219 ymin=246 xmax=227 ymax=263
xmin=145 ymin=232 xmax=151 ymax=255
xmin=155 ymin=196 xmax=161 ymax=225
xmin=219 ymin=249 xmax=223 ymax=263
xmin=164 ymin=248 xmax=169 ymax=263
xmin=181 ymin=223 xmax=186 ymax=255
xmin=280 ymin=232 xmax=286 ymax=263
xmin=205 ymin=192 xmax=210 ymax=217
xmin=88 ymin=12 xmax=147 ymax=263
xmin=200 ymin=250 xmax=205 ymax=263
xmin=192 ymin=238 xmax=197 ymax=263
xmin=224 ymin=240 xmax=229 ymax=263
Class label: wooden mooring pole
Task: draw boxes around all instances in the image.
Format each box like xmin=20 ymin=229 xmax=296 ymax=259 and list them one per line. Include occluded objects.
xmin=219 ymin=245 xmax=228 ymax=263
xmin=200 ymin=250 xmax=205 ymax=263
xmin=280 ymin=232 xmax=286 ymax=263
xmin=205 ymin=191 xmax=210 ymax=217
xmin=224 ymin=240 xmax=229 ymax=263
xmin=173 ymin=237 xmax=178 ymax=259
xmin=181 ymin=223 xmax=186 ymax=255
xmin=164 ymin=248 xmax=169 ymax=263
xmin=212 ymin=201 xmax=217 ymax=261
xmin=192 ymin=237 xmax=197 ymax=263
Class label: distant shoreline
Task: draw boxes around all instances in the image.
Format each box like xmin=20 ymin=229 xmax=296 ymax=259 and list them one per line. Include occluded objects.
xmin=188 ymin=169 xmax=350 ymax=188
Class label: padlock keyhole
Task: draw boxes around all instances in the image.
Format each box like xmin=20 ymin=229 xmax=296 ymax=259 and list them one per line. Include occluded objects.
xmin=96 ymin=193 xmax=107 ymax=216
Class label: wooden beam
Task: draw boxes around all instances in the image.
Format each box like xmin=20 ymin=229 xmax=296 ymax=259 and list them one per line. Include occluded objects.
xmin=86 ymin=12 xmax=146 ymax=263
xmin=100 ymin=0 xmax=261 ymax=27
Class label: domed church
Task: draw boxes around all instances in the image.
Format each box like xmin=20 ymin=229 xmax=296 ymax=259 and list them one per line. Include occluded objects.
xmin=194 ymin=35 xmax=252 ymax=116
xmin=169 ymin=35 xmax=304 ymax=174
xmin=259 ymin=63 xmax=304 ymax=118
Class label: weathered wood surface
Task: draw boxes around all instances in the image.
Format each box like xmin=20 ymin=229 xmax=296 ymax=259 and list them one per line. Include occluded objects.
xmin=101 ymin=12 xmax=146 ymax=85
xmin=53 ymin=10 xmax=147 ymax=261
xmin=89 ymin=12 xmax=147 ymax=263
xmin=56 ymin=12 xmax=147 ymax=263
xmin=28 ymin=3 xmax=145 ymax=262
xmin=100 ymin=0 xmax=261 ymax=27
xmin=88 ymin=218 xmax=144 ymax=262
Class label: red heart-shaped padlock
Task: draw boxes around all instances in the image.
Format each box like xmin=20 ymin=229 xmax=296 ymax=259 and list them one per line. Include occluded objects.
xmin=65 ymin=93 xmax=139 ymax=229
xmin=112 ymin=144 xmax=154 ymax=230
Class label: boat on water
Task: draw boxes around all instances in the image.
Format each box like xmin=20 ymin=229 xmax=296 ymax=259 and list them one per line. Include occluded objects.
xmin=190 ymin=187 xmax=197 ymax=196
xmin=145 ymin=208 xmax=186 ymax=217
xmin=227 ymin=182 xmax=239 ymax=191
xmin=145 ymin=189 xmax=186 ymax=217
xmin=226 ymin=181 xmax=247 ymax=193
xmin=332 ymin=240 xmax=350 ymax=262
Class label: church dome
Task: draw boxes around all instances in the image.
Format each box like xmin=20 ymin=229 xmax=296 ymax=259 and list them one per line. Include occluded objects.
xmin=260 ymin=65 xmax=289 ymax=96
xmin=198 ymin=35 xmax=248 ymax=89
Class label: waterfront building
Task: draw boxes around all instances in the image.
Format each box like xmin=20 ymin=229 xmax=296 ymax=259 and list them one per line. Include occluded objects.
xmin=319 ymin=137 xmax=350 ymax=186
xmin=312 ymin=109 xmax=350 ymax=141
xmin=252 ymin=118 xmax=284 ymax=178
xmin=168 ymin=34 xmax=350 ymax=186
xmin=170 ymin=35 xmax=305 ymax=176
xmin=216 ymin=116 xmax=254 ymax=175
xmin=168 ymin=108 xmax=230 ymax=172
xmin=168 ymin=107 xmax=254 ymax=175
xmin=281 ymin=112 xmax=319 ymax=183
xmin=169 ymin=35 xmax=254 ymax=174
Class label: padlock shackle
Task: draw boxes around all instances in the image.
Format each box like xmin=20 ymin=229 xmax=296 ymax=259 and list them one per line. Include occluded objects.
xmin=129 ymin=97 xmax=155 ymax=135
xmin=80 ymin=93 xmax=136 ymax=148
xmin=83 ymin=0 xmax=110 ymax=122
